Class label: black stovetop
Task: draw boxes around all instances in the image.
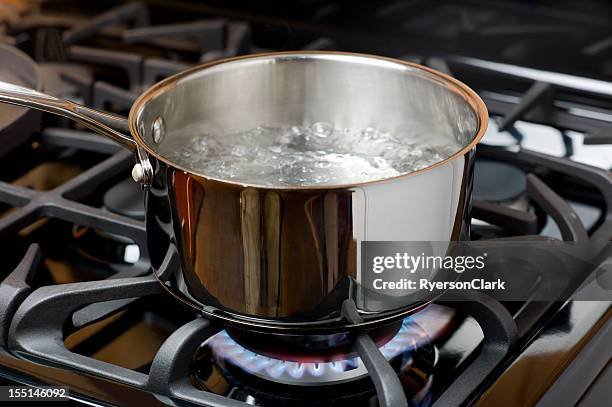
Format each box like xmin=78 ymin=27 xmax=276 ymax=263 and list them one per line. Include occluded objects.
xmin=0 ymin=1 xmax=610 ymax=406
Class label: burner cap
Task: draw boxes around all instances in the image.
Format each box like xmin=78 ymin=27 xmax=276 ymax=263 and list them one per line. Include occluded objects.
xmin=103 ymin=178 xmax=145 ymax=220
xmin=473 ymin=159 xmax=526 ymax=202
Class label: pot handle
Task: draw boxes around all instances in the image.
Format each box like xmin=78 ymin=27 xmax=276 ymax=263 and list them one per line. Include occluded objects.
xmin=0 ymin=80 xmax=136 ymax=150
xmin=0 ymin=80 xmax=153 ymax=188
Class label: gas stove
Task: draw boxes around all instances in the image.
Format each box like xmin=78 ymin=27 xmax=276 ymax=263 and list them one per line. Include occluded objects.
xmin=0 ymin=1 xmax=610 ymax=406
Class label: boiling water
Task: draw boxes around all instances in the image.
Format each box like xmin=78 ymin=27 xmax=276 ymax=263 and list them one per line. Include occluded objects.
xmin=159 ymin=123 xmax=461 ymax=187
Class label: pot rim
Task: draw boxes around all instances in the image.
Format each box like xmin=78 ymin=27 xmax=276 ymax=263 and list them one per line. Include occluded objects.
xmin=128 ymin=51 xmax=489 ymax=190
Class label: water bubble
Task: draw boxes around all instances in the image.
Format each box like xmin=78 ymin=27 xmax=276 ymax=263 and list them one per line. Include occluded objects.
xmin=361 ymin=127 xmax=379 ymax=140
xmin=370 ymin=156 xmax=386 ymax=169
xmin=311 ymin=174 xmax=330 ymax=184
xmin=311 ymin=122 xmax=333 ymax=138
xmin=231 ymin=145 xmax=248 ymax=157
xmin=190 ymin=137 xmax=209 ymax=154
xmin=268 ymin=146 xmax=282 ymax=154
xmin=280 ymin=126 xmax=302 ymax=144
xmin=247 ymin=126 xmax=264 ymax=138
xmin=288 ymin=126 xmax=304 ymax=136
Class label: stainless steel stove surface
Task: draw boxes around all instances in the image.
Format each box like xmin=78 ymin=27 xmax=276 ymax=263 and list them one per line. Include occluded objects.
xmin=0 ymin=1 xmax=610 ymax=407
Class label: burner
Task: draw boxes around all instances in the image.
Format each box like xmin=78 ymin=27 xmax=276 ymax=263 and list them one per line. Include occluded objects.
xmin=68 ymin=178 xmax=145 ymax=265
xmin=103 ymin=177 xmax=145 ymax=220
xmin=214 ymin=319 xmax=430 ymax=385
xmin=192 ymin=317 xmax=437 ymax=405
xmin=473 ymin=158 xmax=526 ymax=202
xmin=71 ymin=225 xmax=141 ymax=265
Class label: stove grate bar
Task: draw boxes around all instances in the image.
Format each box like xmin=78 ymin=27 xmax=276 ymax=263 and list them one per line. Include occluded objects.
xmin=0 ymin=181 xmax=38 ymax=207
xmin=424 ymin=57 xmax=452 ymax=76
xmin=0 ymin=203 xmax=40 ymax=238
xmin=225 ymin=23 xmax=252 ymax=56
xmin=91 ymin=81 xmax=139 ymax=112
xmin=432 ymin=291 xmax=518 ymax=406
xmin=67 ymin=46 xmax=144 ymax=91
xmin=472 ymin=200 xmax=539 ymax=235
xmin=583 ymin=126 xmax=612 ymax=145
xmin=72 ymin=298 xmax=141 ymax=329
xmin=59 ymin=71 xmax=95 ymax=106
xmin=62 ymin=2 xmax=150 ymax=46
xmin=123 ymin=19 xmax=227 ymax=55
xmin=41 ymin=128 xmax=123 ymax=155
xmin=71 ymin=263 xmax=152 ymax=328
xmin=302 ymin=37 xmax=336 ymax=51
xmin=526 ymin=174 xmax=589 ymax=242
xmin=498 ymin=81 xmax=555 ymax=132
xmin=54 ymin=150 xmax=131 ymax=198
xmin=142 ymin=58 xmax=193 ymax=88
xmin=342 ymin=299 xmax=409 ymax=407
xmin=0 ymin=244 xmax=40 ymax=347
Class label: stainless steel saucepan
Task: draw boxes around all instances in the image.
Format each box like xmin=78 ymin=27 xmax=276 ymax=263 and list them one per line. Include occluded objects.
xmin=0 ymin=52 xmax=488 ymax=333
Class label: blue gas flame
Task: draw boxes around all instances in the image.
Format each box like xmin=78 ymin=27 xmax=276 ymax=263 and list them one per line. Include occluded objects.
xmin=206 ymin=317 xmax=431 ymax=383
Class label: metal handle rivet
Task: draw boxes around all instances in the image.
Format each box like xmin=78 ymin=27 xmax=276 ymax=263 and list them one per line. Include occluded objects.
xmin=132 ymin=163 xmax=144 ymax=183
xmin=152 ymin=116 xmax=165 ymax=144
